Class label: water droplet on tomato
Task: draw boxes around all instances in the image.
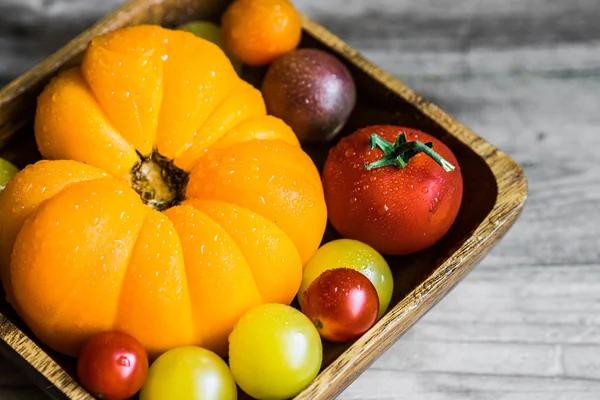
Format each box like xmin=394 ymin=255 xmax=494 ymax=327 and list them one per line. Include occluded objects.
xmin=350 ymin=197 xmax=358 ymax=204
xmin=344 ymin=148 xmax=355 ymax=158
xmin=378 ymin=204 xmax=390 ymax=215
xmin=362 ymin=184 xmax=369 ymax=190
xmin=369 ymin=176 xmax=377 ymax=182
xmin=407 ymin=184 xmax=414 ymax=190
xmin=422 ymin=187 xmax=429 ymax=193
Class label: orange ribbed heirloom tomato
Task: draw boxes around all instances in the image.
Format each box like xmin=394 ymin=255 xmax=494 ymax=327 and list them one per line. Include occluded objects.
xmin=0 ymin=25 xmax=327 ymax=358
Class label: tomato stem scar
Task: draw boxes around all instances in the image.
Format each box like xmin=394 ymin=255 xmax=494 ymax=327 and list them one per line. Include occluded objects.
xmin=364 ymin=133 xmax=455 ymax=172
xmin=129 ymin=150 xmax=190 ymax=211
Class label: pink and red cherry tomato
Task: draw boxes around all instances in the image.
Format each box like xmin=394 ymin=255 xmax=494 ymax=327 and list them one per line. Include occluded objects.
xmin=301 ymin=268 xmax=379 ymax=342
xmin=77 ymin=331 xmax=148 ymax=400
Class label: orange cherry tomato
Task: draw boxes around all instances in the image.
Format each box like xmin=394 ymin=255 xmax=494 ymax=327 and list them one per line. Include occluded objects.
xmin=221 ymin=0 xmax=302 ymax=66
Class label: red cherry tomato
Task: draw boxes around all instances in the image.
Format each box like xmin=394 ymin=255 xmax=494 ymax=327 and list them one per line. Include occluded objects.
xmin=301 ymin=268 xmax=379 ymax=342
xmin=323 ymin=125 xmax=463 ymax=255
xmin=77 ymin=331 xmax=148 ymax=400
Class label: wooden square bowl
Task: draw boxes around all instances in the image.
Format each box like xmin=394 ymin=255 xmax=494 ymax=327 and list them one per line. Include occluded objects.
xmin=0 ymin=0 xmax=527 ymax=399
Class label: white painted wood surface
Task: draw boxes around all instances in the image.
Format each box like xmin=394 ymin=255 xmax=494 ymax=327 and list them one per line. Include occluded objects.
xmin=1 ymin=0 xmax=599 ymax=398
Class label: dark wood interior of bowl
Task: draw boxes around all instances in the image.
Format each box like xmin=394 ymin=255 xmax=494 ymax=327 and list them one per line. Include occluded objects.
xmin=0 ymin=0 xmax=500 ymax=398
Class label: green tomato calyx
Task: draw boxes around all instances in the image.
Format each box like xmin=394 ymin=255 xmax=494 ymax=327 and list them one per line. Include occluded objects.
xmin=364 ymin=133 xmax=455 ymax=172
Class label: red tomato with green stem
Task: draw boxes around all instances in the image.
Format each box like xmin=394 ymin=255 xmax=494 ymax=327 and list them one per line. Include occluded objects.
xmin=77 ymin=331 xmax=148 ymax=400
xmin=323 ymin=125 xmax=463 ymax=255
xmin=301 ymin=268 xmax=379 ymax=342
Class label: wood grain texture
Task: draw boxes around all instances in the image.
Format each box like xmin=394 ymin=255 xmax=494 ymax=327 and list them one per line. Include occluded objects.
xmin=0 ymin=0 xmax=591 ymax=398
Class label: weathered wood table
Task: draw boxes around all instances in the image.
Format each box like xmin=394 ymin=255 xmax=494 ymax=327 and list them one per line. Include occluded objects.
xmin=1 ymin=0 xmax=599 ymax=398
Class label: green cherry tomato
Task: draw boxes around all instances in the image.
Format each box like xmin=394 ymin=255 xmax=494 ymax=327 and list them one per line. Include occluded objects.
xmin=140 ymin=346 xmax=237 ymax=400
xmin=299 ymin=239 xmax=393 ymax=319
xmin=178 ymin=21 xmax=243 ymax=74
xmin=229 ymin=304 xmax=322 ymax=400
xmin=179 ymin=21 xmax=222 ymax=44
xmin=0 ymin=158 xmax=18 ymax=192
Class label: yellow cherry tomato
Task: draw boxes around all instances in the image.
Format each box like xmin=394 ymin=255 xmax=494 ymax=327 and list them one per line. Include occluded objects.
xmin=299 ymin=239 xmax=394 ymax=319
xmin=140 ymin=346 xmax=237 ymax=400
xmin=229 ymin=304 xmax=322 ymax=400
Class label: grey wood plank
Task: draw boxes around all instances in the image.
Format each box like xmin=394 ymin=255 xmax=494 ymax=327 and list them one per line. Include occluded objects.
xmin=1 ymin=0 xmax=599 ymax=399
xmin=339 ymin=370 xmax=600 ymax=400
xmin=2 ymin=0 xmax=600 ymax=83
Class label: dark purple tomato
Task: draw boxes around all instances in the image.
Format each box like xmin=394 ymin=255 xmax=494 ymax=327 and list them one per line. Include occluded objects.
xmin=261 ymin=48 xmax=356 ymax=143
